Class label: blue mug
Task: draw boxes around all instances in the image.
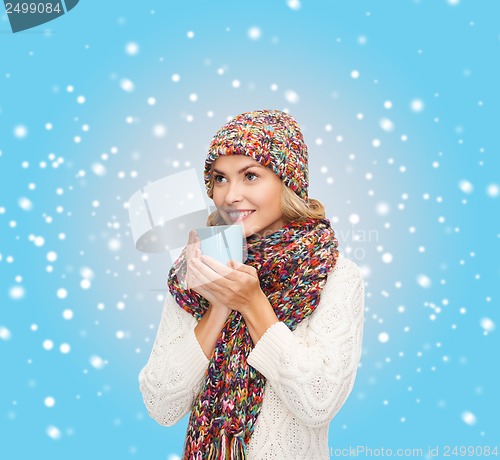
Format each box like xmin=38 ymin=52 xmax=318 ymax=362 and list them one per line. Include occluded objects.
xmin=194 ymin=225 xmax=246 ymax=266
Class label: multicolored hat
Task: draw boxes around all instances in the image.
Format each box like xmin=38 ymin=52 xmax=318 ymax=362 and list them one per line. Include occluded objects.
xmin=204 ymin=109 xmax=309 ymax=201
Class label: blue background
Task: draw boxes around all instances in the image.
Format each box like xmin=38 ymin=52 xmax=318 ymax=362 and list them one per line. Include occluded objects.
xmin=0 ymin=1 xmax=499 ymax=459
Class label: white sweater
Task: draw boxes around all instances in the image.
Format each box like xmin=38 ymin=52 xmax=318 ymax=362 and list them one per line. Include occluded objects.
xmin=139 ymin=254 xmax=365 ymax=460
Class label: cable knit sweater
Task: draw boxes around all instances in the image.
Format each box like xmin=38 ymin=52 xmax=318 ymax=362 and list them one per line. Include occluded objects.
xmin=139 ymin=254 xmax=365 ymax=459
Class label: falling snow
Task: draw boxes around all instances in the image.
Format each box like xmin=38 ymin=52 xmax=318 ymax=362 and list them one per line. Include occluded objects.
xmin=120 ymin=78 xmax=135 ymax=92
xmin=90 ymin=355 xmax=106 ymax=369
xmin=461 ymin=411 xmax=477 ymax=426
xmin=284 ymin=90 xmax=299 ymax=104
xmin=480 ymin=317 xmax=495 ymax=333
xmin=125 ymin=42 xmax=139 ymax=55
xmin=417 ymin=274 xmax=432 ymax=288
xmin=287 ymin=0 xmax=301 ymax=10
xmin=248 ymin=27 xmax=261 ymax=40
xmin=0 ymin=326 xmax=12 ymax=340
xmin=410 ymin=99 xmax=424 ymax=112
xmin=46 ymin=425 xmax=62 ymax=440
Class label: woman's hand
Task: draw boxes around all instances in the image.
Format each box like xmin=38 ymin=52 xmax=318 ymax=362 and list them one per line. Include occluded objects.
xmin=189 ymin=251 xmax=281 ymax=345
xmin=184 ymin=231 xmax=232 ymax=315
xmin=188 ymin=255 xmax=267 ymax=316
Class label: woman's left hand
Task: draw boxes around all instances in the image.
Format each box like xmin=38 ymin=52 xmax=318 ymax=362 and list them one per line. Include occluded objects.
xmin=188 ymin=255 xmax=267 ymax=316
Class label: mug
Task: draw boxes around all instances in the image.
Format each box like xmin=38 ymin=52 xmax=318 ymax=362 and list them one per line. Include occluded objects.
xmin=193 ymin=224 xmax=246 ymax=265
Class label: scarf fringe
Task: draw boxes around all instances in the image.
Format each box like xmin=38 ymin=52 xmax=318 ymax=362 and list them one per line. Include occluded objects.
xmin=230 ymin=435 xmax=246 ymax=459
xmin=206 ymin=433 xmax=246 ymax=460
xmin=222 ymin=432 xmax=227 ymax=459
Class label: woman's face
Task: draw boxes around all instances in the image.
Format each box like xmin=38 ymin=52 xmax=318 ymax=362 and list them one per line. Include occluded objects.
xmin=211 ymin=155 xmax=284 ymax=238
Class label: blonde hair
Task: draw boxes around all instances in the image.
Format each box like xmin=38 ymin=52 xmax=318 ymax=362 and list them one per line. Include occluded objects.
xmin=206 ymin=180 xmax=325 ymax=227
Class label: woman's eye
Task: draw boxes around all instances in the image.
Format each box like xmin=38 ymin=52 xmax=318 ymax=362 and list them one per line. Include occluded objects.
xmin=214 ymin=172 xmax=257 ymax=183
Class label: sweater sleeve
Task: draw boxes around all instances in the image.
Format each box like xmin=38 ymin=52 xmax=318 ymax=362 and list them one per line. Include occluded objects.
xmin=138 ymin=292 xmax=210 ymax=426
xmin=246 ymin=256 xmax=365 ymax=428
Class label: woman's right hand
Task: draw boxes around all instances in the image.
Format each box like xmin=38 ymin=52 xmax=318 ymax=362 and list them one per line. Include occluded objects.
xmin=185 ymin=230 xmax=232 ymax=316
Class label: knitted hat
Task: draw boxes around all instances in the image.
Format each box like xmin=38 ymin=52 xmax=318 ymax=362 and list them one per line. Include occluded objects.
xmin=204 ymin=109 xmax=309 ymax=201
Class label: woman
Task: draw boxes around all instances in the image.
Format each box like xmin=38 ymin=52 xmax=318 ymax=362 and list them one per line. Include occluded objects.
xmin=139 ymin=109 xmax=365 ymax=459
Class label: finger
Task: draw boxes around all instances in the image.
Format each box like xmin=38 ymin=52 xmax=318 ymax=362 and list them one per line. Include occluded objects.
xmin=187 ymin=230 xmax=201 ymax=259
xmin=188 ymin=229 xmax=195 ymax=247
xmin=186 ymin=260 xmax=203 ymax=289
xmin=186 ymin=230 xmax=199 ymax=260
xmin=194 ymin=232 xmax=202 ymax=258
xmin=229 ymin=260 xmax=253 ymax=274
xmin=193 ymin=257 xmax=232 ymax=285
xmin=228 ymin=260 xmax=240 ymax=269
xmin=188 ymin=273 xmax=209 ymax=293
xmin=200 ymin=255 xmax=235 ymax=278
xmin=186 ymin=230 xmax=192 ymax=255
xmin=189 ymin=260 xmax=218 ymax=290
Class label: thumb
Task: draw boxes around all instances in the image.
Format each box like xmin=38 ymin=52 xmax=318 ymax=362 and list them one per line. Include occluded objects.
xmin=228 ymin=261 xmax=256 ymax=277
xmin=228 ymin=260 xmax=244 ymax=270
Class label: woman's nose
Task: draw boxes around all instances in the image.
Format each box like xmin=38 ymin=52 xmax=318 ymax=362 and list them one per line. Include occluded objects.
xmin=224 ymin=182 xmax=243 ymax=203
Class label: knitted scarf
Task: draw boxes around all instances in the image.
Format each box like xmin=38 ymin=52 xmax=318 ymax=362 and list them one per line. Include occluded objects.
xmin=167 ymin=217 xmax=340 ymax=459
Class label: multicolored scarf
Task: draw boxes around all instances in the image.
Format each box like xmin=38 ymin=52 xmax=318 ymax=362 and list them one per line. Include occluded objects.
xmin=167 ymin=217 xmax=340 ymax=459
